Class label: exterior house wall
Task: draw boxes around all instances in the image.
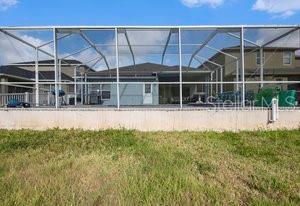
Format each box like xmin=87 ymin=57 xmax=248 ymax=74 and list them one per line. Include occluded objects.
xmin=38 ymin=84 xmax=73 ymax=94
xmin=295 ymin=58 xmax=300 ymax=67
xmin=224 ymin=50 xmax=297 ymax=77
xmin=120 ymin=84 xmax=159 ymax=106
xmin=213 ymin=49 xmax=300 ymax=93
xmin=224 ymin=52 xmax=239 ymax=77
xmin=88 ymin=83 xmax=159 ymax=106
xmin=15 ymin=65 xmax=75 ymax=93
xmin=264 ymin=50 xmax=296 ymax=69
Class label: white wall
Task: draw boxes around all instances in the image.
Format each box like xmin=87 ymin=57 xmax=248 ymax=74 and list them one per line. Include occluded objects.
xmin=0 ymin=109 xmax=299 ymax=131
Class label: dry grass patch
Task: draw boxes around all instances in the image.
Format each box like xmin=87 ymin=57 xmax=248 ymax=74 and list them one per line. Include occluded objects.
xmin=0 ymin=129 xmax=299 ymax=205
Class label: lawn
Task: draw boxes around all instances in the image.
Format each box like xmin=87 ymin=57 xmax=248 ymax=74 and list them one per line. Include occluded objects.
xmin=0 ymin=129 xmax=299 ymax=205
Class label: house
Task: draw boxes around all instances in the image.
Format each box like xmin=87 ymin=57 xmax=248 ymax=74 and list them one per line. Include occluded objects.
xmin=0 ymin=59 xmax=93 ymax=106
xmin=0 ymin=59 xmax=91 ymax=94
xmin=198 ymin=46 xmax=300 ymax=97
xmin=85 ymin=63 xmax=211 ymax=106
xmin=3 ymin=46 xmax=299 ymax=107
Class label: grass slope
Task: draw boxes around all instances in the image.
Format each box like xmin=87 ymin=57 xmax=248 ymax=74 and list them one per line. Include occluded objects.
xmin=0 ymin=129 xmax=299 ymax=205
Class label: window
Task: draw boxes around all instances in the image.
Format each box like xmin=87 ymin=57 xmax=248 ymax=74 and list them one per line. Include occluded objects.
xmin=101 ymin=91 xmax=110 ymax=100
xmin=256 ymin=51 xmax=265 ymax=65
xmin=196 ymin=84 xmax=204 ymax=93
xmin=144 ymin=84 xmax=152 ymax=94
xmin=283 ymin=51 xmax=292 ymax=65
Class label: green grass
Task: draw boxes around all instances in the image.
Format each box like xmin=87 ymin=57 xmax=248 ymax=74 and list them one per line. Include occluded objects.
xmin=0 ymin=129 xmax=299 ymax=205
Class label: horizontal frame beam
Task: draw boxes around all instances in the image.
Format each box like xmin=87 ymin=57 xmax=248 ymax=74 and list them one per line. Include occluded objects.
xmin=1 ymin=80 xmax=300 ymax=85
xmin=1 ymin=25 xmax=299 ymax=30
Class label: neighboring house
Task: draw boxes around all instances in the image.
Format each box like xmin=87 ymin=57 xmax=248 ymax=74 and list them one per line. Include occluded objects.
xmin=199 ymin=46 xmax=300 ymax=95
xmin=14 ymin=59 xmax=88 ymax=78
xmin=5 ymin=46 xmax=298 ymax=107
xmin=0 ymin=59 xmax=91 ymax=94
xmin=0 ymin=65 xmax=73 ymax=94
xmin=85 ymin=63 xmax=211 ymax=106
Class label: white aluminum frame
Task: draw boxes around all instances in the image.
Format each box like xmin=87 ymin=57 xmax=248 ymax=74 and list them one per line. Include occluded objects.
xmin=1 ymin=25 xmax=299 ymax=109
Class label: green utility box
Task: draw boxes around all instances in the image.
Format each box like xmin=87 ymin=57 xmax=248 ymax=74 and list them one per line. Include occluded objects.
xmin=255 ymin=88 xmax=277 ymax=107
xmin=278 ymin=90 xmax=297 ymax=107
xmin=255 ymin=88 xmax=297 ymax=107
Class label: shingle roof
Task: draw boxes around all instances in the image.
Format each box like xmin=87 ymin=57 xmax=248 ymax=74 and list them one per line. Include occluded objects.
xmin=13 ymin=59 xmax=94 ymax=72
xmin=0 ymin=66 xmax=73 ymax=81
xmin=38 ymin=71 xmax=73 ymax=81
xmin=0 ymin=66 xmax=33 ymax=80
xmin=87 ymin=62 xmax=205 ymax=77
xmin=14 ymin=59 xmax=82 ymax=65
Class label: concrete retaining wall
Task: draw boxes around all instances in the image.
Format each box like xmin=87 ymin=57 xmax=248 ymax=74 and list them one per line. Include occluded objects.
xmin=0 ymin=109 xmax=299 ymax=131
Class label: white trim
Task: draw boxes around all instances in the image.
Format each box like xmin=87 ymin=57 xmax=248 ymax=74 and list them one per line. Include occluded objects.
xmin=144 ymin=83 xmax=152 ymax=94
xmin=143 ymin=83 xmax=153 ymax=105
xmin=283 ymin=51 xmax=292 ymax=65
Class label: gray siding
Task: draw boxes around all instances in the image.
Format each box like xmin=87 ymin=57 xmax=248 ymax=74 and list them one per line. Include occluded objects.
xmin=90 ymin=84 xmax=159 ymax=106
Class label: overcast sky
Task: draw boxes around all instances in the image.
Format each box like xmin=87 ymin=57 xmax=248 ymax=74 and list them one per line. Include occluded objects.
xmin=0 ymin=0 xmax=300 ymax=26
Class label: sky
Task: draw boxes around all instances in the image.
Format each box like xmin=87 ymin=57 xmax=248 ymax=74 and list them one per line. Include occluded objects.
xmin=0 ymin=0 xmax=300 ymax=69
xmin=0 ymin=0 xmax=300 ymax=26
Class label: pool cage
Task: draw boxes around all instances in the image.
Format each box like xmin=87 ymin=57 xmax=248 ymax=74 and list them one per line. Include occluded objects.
xmin=0 ymin=25 xmax=300 ymax=109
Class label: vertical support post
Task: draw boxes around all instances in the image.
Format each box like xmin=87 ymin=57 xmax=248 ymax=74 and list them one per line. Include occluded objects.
xmin=0 ymin=78 xmax=3 ymax=94
xmin=220 ymin=66 xmax=223 ymax=93
xmin=236 ymin=60 xmax=239 ymax=92
xmin=216 ymin=69 xmax=218 ymax=94
xmin=53 ymin=28 xmax=59 ymax=108
xmin=205 ymin=75 xmax=209 ymax=100
xmin=81 ymin=76 xmax=84 ymax=105
xmin=84 ymin=73 xmax=88 ymax=104
xmin=25 ymin=92 xmax=29 ymax=103
xmin=74 ymin=66 xmax=77 ymax=106
xmin=210 ymin=72 xmax=213 ymax=96
xmin=179 ymin=28 xmax=183 ymax=108
xmin=260 ymin=47 xmax=264 ymax=88
xmin=47 ymin=92 xmax=51 ymax=105
xmin=58 ymin=59 xmax=62 ymax=90
xmin=240 ymin=27 xmax=245 ymax=107
xmin=35 ymin=48 xmax=39 ymax=107
xmin=115 ymin=28 xmax=120 ymax=109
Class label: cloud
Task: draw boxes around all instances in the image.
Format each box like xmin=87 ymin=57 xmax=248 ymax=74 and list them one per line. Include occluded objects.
xmin=180 ymin=0 xmax=225 ymax=8
xmin=0 ymin=31 xmax=53 ymax=64
xmin=253 ymin=0 xmax=300 ymax=18
xmin=91 ymin=30 xmax=173 ymax=70
xmin=0 ymin=0 xmax=18 ymax=11
xmin=0 ymin=30 xmax=168 ymax=70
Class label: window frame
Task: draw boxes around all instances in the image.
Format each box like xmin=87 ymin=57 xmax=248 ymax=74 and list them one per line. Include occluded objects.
xmin=101 ymin=90 xmax=111 ymax=100
xmin=144 ymin=83 xmax=152 ymax=94
xmin=195 ymin=84 xmax=204 ymax=93
xmin=283 ymin=51 xmax=292 ymax=65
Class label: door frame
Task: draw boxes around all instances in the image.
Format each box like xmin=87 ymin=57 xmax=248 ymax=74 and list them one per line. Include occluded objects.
xmin=143 ymin=83 xmax=153 ymax=105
